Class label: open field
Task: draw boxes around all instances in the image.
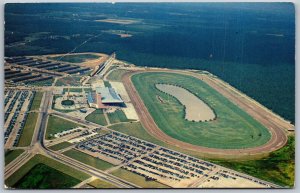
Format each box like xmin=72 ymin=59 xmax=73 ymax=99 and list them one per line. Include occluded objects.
xmin=5 ymin=150 xmax=24 ymax=165
xmin=111 ymin=168 xmax=169 ymax=188
xmin=46 ymin=115 xmax=83 ymax=139
xmin=88 ymin=179 xmax=118 ymax=188
xmin=30 ymin=92 xmax=43 ymax=111
xmin=85 ymin=109 xmax=107 ymax=126
xmin=131 ymin=72 xmax=271 ymax=149
xmin=211 ymin=135 xmax=295 ymax=187
xmin=63 ymin=149 xmax=115 ymax=170
xmin=27 ymin=79 xmax=53 ymax=87
xmin=48 ymin=141 xmax=73 ymax=151
xmin=84 ymin=88 xmax=93 ymax=92
xmin=48 ymin=53 xmax=99 ymax=63
xmin=108 ymin=122 xmax=162 ymax=143
xmin=104 ymin=80 xmax=112 ymax=87
xmin=13 ymin=163 xmax=80 ymax=189
xmin=56 ymin=76 xmax=82 ymax=86
xmin=107 ymin=109 xmax=134 ymax=124
xmin=107 ymin=69 xmax=129 ymax=82
xmin=17 ymin=113 xmax=38 ymax=147
xmin=5 ymin=154 xmax=90 ymax=187
xmin=63 ymin=88 xmax=83 ymax=93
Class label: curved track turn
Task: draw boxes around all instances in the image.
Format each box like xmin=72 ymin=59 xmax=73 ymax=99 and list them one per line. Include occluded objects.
xmin=122 ymin=69 xmax=292 ymax=158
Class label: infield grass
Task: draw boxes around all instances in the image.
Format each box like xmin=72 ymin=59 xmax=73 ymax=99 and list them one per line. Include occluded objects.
xmin=131 ymin=72 xmax=271 ymax=149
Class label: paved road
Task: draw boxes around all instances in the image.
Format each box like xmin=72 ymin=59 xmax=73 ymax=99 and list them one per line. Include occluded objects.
xmin=34 ymin=91 xmax=138 ymax=188
xmin=4 ymin=89 xmax=138 ymax=189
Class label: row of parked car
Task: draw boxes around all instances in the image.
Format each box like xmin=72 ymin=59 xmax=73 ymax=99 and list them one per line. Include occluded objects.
xmin=4 ymin=90 xmax=35 ymax=146
xmin=73 ymin=129 xmax=219 ymax=184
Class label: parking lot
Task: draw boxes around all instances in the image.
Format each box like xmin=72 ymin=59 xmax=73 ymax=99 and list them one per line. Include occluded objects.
xmin=70 ymin=129 xmax=276 ymax=188
xmin=4 ymin=89 xmax=35 ymax=147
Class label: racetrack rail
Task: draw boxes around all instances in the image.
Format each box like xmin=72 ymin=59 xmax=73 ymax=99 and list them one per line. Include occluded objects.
xmin=122 ymin=69 xmax=293 ymax=159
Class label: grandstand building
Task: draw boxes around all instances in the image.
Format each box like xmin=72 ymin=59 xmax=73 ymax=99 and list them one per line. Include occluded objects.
xmin=87 ymin=87 xmax=124 ymax=108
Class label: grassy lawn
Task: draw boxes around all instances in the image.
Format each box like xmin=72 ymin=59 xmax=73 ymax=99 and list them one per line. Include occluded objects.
xmin=48 ymin=142 xmax=73 ymax=151
xmin=84 ymin=88 xmax=93 ymax=93
xmin=27 ymin=79 xmax=53 ymax=87
xmin=13 ymin=163 xmax=80 ymax=189
xmin=108 ymin=122 xmax=167 ymax=147
xmin=107 ymin=110 xmax=133 ymax=124
xmin=17 ymin=113 xmax=38 ymax=147
xmin=88 ymin=179 xmax=118 ymax=188
xmin=46 ymin=115 xmax=83 ymax=139
xmin=52 ymin=95 xmax=78 ymax=113
xmin=5 ymin=149 xmax=24 ymax=165
xmin=62 ymin=88 xmax=83 ymax=94
xmin=111 ymin=168 xmax=169 ymax=188
xmin=85 ymin=109 xmax=107 ymax=126
xmin=63 ymin=149 xmax=115 ymax=170
xmin=107 ymin=69 xmax=129 ymax=82
xmin=104 ymin=65 xmax=118 ymax=76
xmin=55 ymin=76 xmax=82 ymax=86
xmin=95 ymin=129 xmax=111 ymax=135
xmin=211 ymin=135 xmax=295 ymax=187
xmin=30 ymin=92 xmax=43 ymax=111
xmin=132 ymin=72 xmax=271 ymax=149
xmin=104 ymin=80 xmax=111 ymax=87
xmin=53 ymin=108 xmax=78 ymax=113
xmin=5 ymin=154 xmax=90 ymax=188
xmin=49 ymin=54 xmax=99 ymax=63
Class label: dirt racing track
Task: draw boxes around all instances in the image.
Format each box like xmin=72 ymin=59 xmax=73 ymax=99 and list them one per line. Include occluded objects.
xmin=122 ymin=69 xmax=294 ymax=159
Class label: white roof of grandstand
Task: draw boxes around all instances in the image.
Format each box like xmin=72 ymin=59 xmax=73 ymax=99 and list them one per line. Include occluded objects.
xmin=95 ymin=87 xmax=123 ymax=103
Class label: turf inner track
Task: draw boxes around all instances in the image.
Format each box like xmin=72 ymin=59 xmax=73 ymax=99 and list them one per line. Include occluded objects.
xmin=123 ymin=70 xmax=290 ymax=157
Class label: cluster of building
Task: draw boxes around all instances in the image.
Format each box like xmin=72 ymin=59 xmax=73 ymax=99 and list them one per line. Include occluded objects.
xmin=4 ymin=90 xmax=35 ymax=147
xmin=53 ymin=127 xmax=83 ymax=138
xmin=5 ymin=56 xmax=90 ymax=85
